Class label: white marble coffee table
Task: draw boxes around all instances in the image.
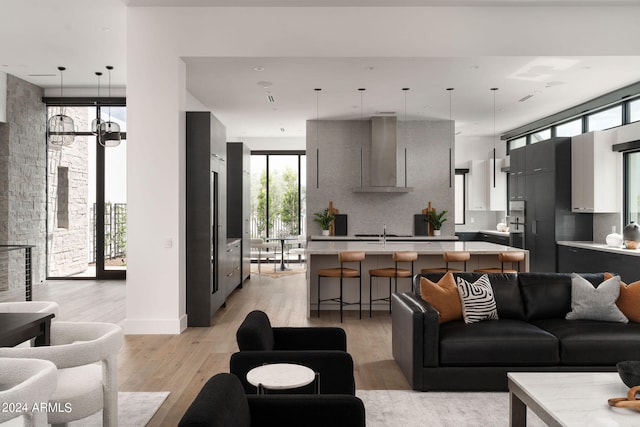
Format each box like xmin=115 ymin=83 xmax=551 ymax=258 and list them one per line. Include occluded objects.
xmin=247 ymin=363 xmax=318 ymax=394
xmin=508 ymin=372 xmax=639 ymax=427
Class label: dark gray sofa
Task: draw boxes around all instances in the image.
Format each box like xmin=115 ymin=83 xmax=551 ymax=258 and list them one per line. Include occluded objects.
xmin=392 ymin=272 xmax=640 ymax=391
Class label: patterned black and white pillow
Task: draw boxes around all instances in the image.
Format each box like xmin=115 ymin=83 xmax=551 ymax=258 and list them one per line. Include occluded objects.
xmin=456 ymin=275 xmax=498 ymax=324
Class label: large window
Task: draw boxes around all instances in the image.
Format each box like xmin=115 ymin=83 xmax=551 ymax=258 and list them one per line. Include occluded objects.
xmin=46 ymin=102 xmax=126 ymax=279
xmin=626 ymin=151 xmax=640 ymax=224
xmin=555 ymin=118 xmax=583 ymax=137
xmin=587 ymin=105 xmax=622 ymax=132
xmin=530 ymin=128 xmax=551 ymax=143
xmin=250 ymin=152 xmax=306 ymax=238
xmin=630 ymin=99 xmax=640 ymax=123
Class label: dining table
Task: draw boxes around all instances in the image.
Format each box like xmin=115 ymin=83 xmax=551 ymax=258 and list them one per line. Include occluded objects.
xmin=265 ymin=236 xmax=297 ymax=271
xmin=0 ymin=312 xmax=55 ymax=347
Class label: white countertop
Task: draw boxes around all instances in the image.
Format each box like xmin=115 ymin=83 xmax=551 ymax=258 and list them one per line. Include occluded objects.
xmin=558 ymin=241 xmax=640 ymax=257
xmin=306 ymin=240 xmax=525 ymax=255
xmin=309 ymin=235 xmax=458 ymax=241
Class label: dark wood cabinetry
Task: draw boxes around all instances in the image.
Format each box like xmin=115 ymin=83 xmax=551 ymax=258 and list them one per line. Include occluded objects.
xmin=558 ymin=245 xmax=640 ymax=283
xmin=227 ymin=142 xmax=250 ymax=285
xmin=510 ymin=138 xmax=592 ymax=272
xmin=186 ymin=112 xmax=227 ymax=327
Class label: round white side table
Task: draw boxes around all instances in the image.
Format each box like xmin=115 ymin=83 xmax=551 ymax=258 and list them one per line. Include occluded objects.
xmin=246 ymin=363 xmax=319 ymax=394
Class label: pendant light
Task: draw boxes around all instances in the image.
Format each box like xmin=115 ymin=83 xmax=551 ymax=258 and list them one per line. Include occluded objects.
xmin=447 ymin=88 xmax=454 ymax=188
xmin=47 ymin=66 xmax=75 ymax=146
xmin=314 ymin=88 xmax=321 ymax=188
xmin=99 ymin=65 xmax=121 ymax=147
xmin=91 ymin=71 xmax=104 ymax=135
xmin=491 ymin=88 xmax=499 ymax=188
xmin=402 ymin=88 xmax=409 ymax=187
xmin=359 ymin=88 xmax=366 ymax=188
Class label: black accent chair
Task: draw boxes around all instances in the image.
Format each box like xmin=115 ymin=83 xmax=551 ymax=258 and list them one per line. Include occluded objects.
xmin=230 ymin=310 xmax=356 ymax=395
xmin=179 ymin=373 xmax=366 ymax=427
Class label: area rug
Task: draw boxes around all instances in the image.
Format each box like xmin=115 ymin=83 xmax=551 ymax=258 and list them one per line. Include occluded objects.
xmin=253 ymin=265 xmax=306 ymax=278
xmin=356 ymin=390 xmax=546 ymax=427
xmin=70 ymin=392 xmax=170 ymax=426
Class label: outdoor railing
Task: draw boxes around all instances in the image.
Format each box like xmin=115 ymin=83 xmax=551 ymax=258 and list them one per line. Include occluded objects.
xmin=0 ymin=245 xmax=35 ymax=301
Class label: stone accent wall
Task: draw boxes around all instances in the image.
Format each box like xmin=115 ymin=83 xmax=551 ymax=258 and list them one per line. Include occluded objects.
xmin=46 ymin=111 xmax=89 ymax=277
xmin=0 ymin=75 xmax=47 ymax=290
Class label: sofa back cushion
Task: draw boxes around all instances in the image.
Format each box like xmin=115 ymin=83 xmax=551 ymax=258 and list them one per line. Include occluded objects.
xmin=519 ymin=273 xmax=605 ymax=321
xmin=417 ymin=273 xmax=525 ymax=320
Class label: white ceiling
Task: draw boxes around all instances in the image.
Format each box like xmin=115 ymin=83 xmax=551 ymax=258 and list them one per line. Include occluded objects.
xmin=2 ymin=1 xmax=640 ymax=140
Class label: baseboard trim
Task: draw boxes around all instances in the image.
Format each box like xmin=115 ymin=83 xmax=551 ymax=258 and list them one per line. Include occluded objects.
xmin=123 ymin=314 xmax=188 ymax=335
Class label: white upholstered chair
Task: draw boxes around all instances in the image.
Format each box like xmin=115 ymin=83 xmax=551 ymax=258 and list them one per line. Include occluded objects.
xmin=286 ymin=235 xmax=307 ymax=267
xmin=0 ymin=321 xmax=124 ymax=427
xmin=250 ymin=238 xmax=278 ymax=273
xmin=0 ymin=358 xmax=58 ymax=427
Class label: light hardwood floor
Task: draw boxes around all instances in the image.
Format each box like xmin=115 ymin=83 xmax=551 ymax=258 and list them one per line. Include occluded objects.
xmin=0 ymin=267 xmax=411 ymax=426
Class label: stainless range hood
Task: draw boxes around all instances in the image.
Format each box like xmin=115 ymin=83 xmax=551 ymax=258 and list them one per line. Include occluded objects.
xmin=353 ymin=116 xmax=413 ymax=193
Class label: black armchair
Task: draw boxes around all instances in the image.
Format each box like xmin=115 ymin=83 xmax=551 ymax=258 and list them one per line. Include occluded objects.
xmin=179 ymin=373 xmax=365 ymax=427
xmin=230 ymin=310 xmax=356 ymax=395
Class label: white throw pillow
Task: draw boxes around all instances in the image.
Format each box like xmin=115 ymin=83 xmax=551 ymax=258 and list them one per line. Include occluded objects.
xmin=566 ymin=273 xmax=628 ymax=323
xmin=456 ymin=275 xmax=498 ymax=324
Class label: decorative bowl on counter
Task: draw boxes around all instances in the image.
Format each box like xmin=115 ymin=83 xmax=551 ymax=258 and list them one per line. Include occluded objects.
xmin=496 ymin=223 xmax=509 ymax=233
xmin=606 ymin=233 xmax=624 ymax=248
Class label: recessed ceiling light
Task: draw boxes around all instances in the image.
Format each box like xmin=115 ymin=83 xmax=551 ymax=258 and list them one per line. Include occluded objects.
xmin=101 ymin=26 xmax=111 ymax=32
xmin=470 ymin=65 xmax=480 ymax=70
xmin=254 ymin=67 xmax=265 ymax=71
xmin=365 ymin=66 xmax=375 ymax=71
xmin=257 ymin=81 xmax=272 ymax=88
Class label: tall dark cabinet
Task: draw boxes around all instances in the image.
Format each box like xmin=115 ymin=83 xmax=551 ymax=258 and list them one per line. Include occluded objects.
xmin=186 ymin=112 xmax=227 ymax=327
xmin=227 ymin=142 xmax=251 ymax=284
xmin=509 ymin=137 xmax=592 ymax=272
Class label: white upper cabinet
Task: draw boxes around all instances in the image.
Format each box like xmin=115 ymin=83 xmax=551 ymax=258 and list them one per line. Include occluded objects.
xmin=571 ymin=131 xmax=620 ymax=213
xmin=468 ymin=158 xmax=507 ymax=211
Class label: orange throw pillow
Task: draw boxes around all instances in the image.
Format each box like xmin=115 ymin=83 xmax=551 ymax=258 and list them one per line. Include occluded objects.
xmin=420 ymin=272 xmax=462 ymax=323
xmin=605 ymin=272 xmax=640 ymax=323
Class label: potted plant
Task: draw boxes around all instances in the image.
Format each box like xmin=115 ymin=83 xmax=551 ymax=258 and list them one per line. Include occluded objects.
xmin=313 ymin=208 xmax=336 ymax=236
xmin=426 ymin=210 xmax=447 ymax=236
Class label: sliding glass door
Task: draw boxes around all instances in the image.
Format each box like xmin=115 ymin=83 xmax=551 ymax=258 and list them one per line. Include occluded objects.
xmin=250 ymin=151 xmax=306 ymax=239
xmin=46 ymin=102 xmax=126 ymax=279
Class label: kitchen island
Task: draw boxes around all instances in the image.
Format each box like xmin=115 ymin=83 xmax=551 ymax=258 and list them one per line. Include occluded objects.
xmin=306 ymin=241 xmax=529 ymax=316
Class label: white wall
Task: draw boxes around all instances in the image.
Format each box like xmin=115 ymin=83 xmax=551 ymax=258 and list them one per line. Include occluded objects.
xmin=126 ymin=5 xmax=640 ymax=334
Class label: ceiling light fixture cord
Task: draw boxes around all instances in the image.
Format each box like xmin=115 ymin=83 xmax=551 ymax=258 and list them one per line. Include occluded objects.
xmin=403 ymin=88 xmax=409 ymax=187
xmin=447 ymin=88 xmax=454 ymax=188
xmin=492 ymin=88 xmax=498 ymax=188
xmin=315 ymin=88 xmax=321 ymax=189
xmin=359 ymin=88 xmax=365 ymax=188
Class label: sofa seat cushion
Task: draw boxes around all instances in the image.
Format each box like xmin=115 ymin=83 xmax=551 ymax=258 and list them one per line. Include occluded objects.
xmin=439 ymin=319 xmax=559 ymax=366
xmin=533 ymin=319 xmax=640 ymax=365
